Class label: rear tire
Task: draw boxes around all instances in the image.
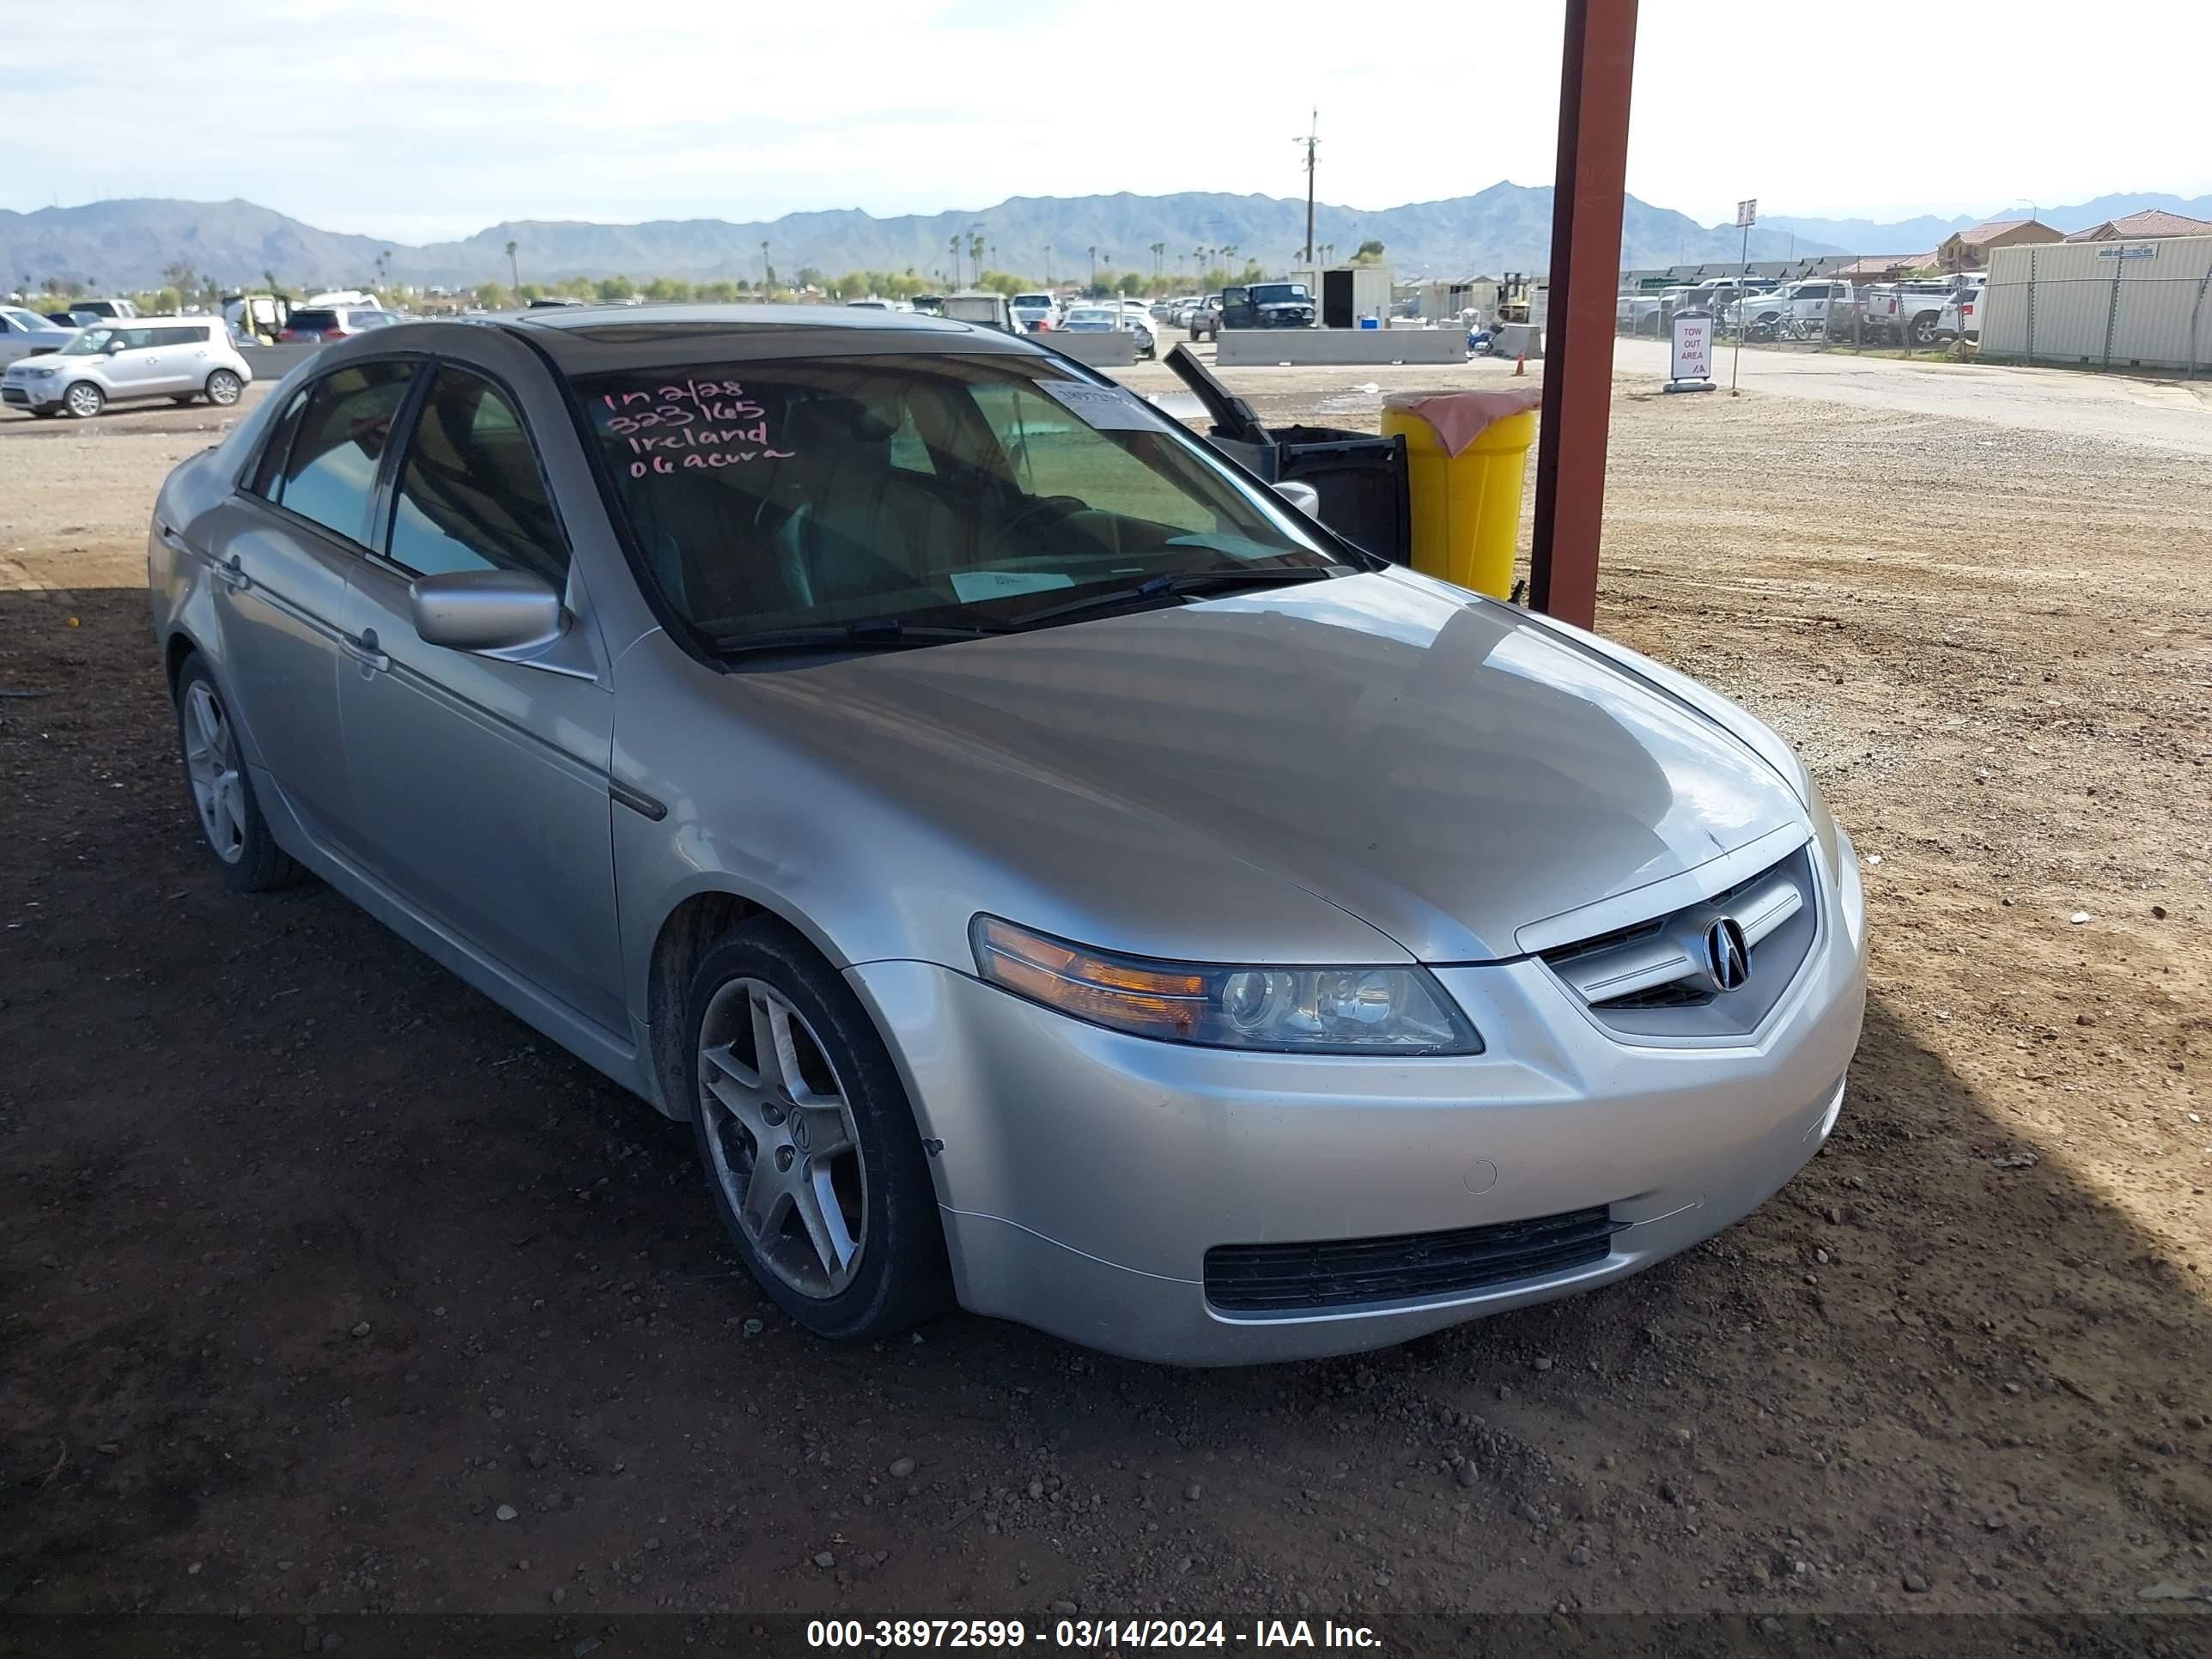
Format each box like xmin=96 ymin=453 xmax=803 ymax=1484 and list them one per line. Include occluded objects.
xmin=685 ymin=918 xmax=952 ymax=1341
xmin=204 ymin=368 xmax=243 ymax=406
xmin=173 ymin=653 xmax=303 ymax=892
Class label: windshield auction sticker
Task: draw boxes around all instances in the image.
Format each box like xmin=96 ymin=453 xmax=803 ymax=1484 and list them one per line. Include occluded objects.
xmin=1034 ymin=379 xmax=1171 ymax=432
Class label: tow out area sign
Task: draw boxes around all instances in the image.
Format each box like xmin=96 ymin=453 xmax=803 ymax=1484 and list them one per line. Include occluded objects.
xmin=1666 ymin=309 xmax=1716 ymax=392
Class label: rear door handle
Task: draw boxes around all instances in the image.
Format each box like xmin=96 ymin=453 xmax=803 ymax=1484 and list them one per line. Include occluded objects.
xmin=341 ymin=628 xmax=390 ymax=673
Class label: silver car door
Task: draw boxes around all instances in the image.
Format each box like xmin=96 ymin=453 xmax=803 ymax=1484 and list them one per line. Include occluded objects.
xmin=190 ymin=361 xmax=416 ymax=848
xmin=336 ymin=362 xmax=625 ymax=1035
xmin=101 ymin=326 xmax=167 ymax=395
xmin=160 ymin=324 xmax=215 ymax=393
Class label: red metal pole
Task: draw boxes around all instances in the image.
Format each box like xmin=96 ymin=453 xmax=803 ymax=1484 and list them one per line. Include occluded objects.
xmin=1529 ymin=0 xmax=1638 ymax=631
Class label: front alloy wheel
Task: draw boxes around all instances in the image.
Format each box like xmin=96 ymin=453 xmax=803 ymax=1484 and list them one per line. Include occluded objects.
xmin=697 ymin=978 xmax=869 ymax=1298
xmin=63 ymin=381 xmax=104 ymax=419
xmin=684 ymin=920 xmax=951 ymax=1340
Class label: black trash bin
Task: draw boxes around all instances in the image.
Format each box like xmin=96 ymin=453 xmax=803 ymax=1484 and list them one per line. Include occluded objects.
xmin=1164 ymin=345 xmax=1412 ymax=565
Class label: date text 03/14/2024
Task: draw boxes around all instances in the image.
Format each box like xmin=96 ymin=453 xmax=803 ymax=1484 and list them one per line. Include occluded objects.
xmin=805 ymin=1619 xmax=1385 ymax=1649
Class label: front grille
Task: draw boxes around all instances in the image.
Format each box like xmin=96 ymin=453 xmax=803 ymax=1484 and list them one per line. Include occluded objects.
xmin=1204 ymin=1206 xmax=1623 ymax=1314
xmin=1539 ymin=845 xmax=1819 ymax=1040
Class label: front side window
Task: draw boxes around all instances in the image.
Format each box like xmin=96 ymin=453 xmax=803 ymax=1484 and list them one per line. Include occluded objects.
xmin=571 ymin=353 xmax=1335 ymax=648
xmin=62 ymin=326 xmax=125 ymax=356
xmin=273 ymin=362 xmax=415 ymax=543
xmin=386 ymin=367 xmax=567 ymax=584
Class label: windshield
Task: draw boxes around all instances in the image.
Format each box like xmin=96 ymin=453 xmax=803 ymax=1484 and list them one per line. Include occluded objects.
xmin=573 ymin=353 xmax=1339 ymax=648
xmin=61 ymin=327 xmax=120 ymax=356
xmin=1012 ymin=295 xmax=1053 ymax=309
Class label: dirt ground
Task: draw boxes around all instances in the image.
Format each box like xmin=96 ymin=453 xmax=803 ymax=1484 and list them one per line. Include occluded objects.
xmin=2 ymin=348 xmax=2208 ymax=1653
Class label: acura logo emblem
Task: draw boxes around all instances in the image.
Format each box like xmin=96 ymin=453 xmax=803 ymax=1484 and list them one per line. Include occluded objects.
xmin=1704 ymin=917 xmax=1751 ymax=992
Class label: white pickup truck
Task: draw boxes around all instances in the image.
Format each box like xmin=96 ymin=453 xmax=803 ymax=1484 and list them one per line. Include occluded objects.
xmin=1724 ymin=278 xmax=1850 ymax=338
xmin=1863 ymin=280 xmax=1958 ymax=347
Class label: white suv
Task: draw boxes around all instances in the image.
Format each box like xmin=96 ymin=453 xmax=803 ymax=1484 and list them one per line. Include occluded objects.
xmin=2 ymin=317 xmax=253 ymax=419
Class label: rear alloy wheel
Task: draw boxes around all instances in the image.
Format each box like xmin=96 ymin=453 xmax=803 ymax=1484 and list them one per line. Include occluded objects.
xmin=204 ymin=368 xmax=243 ymax=406
xmin=687 ymin=920 xmax=950 ymax=1340
xmin=62 ymin=381 xmax=105 ymax=419
xmin=1912 ymin=315 xmax=1942 ymax=348
xmin=173 ymin=653 xmax=301 ymax=891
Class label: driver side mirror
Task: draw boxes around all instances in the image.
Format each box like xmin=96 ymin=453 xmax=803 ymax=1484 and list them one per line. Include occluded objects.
xmin=409 ymin=569 xmax=564 ymax=653
xmin=1274 ymin=480 xmax=1322 ymax=519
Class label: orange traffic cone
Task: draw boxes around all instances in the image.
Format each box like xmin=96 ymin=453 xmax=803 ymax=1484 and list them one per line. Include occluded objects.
xmin=1513 ymin=353 xmax=1526 ymax=377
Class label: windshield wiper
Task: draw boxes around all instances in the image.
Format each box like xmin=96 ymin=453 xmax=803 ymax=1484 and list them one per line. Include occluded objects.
xmin=713 ymin=617 xmax=1010 ymax=658
xmin=1009 ymin=565 xmax=1344 ymax=630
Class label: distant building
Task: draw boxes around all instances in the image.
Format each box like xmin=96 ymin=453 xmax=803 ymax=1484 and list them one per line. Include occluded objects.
xmin=2063 ymin=209 xmax=2212 ymax=243
xmin=1933 ymin=218 xmax=2063 ymax=272
xmin=1832 ymin=252 xmax=1927 ymax=280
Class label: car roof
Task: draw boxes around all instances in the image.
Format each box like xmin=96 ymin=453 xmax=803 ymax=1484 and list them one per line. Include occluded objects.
xmin=379 ymin=303 xmax=1054 ymax=373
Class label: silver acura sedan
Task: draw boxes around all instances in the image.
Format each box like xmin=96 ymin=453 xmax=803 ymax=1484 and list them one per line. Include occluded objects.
xmin=148 ymin=306 xmax=1867 ymax=1364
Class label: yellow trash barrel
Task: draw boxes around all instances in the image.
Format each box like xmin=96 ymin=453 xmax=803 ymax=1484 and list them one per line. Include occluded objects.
xmin=1381 ymin=388 xmax=1542 ymax=598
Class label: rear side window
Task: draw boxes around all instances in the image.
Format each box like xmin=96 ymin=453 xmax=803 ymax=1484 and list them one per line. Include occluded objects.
xmin=385 ymin=367 xmax=568 ymax=584
xmin=151 ymin=325 xmax=204 ymax=347
xmin=271 ymin=362 xmax=416 ymax=543
xmin=249 ymin=387 xmax=311 ymax=498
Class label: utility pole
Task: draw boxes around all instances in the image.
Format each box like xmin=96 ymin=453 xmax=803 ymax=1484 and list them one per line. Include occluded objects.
xmin=1294 ymin=109 xmax=1320 ymax=264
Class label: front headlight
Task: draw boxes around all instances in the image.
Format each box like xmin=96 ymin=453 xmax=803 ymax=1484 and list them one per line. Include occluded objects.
xmin=971 ymin=916 xmax=1482 ymax=1055
xmin=27 ymin=366 xmax=58 ymax=380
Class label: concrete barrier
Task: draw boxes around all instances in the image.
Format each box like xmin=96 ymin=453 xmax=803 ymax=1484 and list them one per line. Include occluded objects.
xmin=1217 ymin=328 xmax=1464 ymax=366
xmin=1491 ymin=322 xmax=1544 ymax=360
xmin=1041 ymin=331 xmax=1138 ymax=367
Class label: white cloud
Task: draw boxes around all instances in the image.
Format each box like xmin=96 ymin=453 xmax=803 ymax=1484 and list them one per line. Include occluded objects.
xmin=5 ymin=0 xmax=2208 ymax=237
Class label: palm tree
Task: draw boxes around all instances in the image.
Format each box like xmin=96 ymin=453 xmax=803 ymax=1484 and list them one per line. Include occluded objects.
xmin=949 ymin=234 xmax=963 ymax=287
xmin=762 ymin=240 xmax=774 ymax=290
xmin=968 ymin=231 xmax=987 ymax=283
xmin=1149 ymin=240 xmax=1165 ymax=278
xmin=1086 ymin=246 xmax=1097 ymax=289
xmin=505 ymin=240 xmax=519 ymax=288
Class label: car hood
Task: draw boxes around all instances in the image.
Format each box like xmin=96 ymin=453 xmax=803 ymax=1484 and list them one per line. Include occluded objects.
xmin=733 ymin=571 xmax=1808 ymax=963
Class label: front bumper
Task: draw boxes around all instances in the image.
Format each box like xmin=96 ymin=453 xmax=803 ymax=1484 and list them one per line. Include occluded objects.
xmin=3 ymin=380 xmax=64 ymax=409
xmin=848 ymin=847 xmax=1869 ymax=1365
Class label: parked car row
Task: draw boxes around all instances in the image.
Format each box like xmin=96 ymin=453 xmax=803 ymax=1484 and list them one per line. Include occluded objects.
xmin=1623 ymin=271 xmax=1990 ymax=349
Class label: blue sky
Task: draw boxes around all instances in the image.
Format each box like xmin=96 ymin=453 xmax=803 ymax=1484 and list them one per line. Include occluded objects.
xmin=7 ymin=0 xmax=2208 ymax=240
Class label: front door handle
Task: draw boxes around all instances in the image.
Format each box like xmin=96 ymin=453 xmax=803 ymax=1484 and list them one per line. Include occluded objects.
xmin=341 ymin=628 xmax=390 ymax=673
xmin=216 ymin=553 xmax=251 ymax=592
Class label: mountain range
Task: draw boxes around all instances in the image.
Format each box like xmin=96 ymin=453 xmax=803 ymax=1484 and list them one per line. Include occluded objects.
xmin=3 ymin=186 xmax=1828 ymax=293
xmin=4 ymin=187 xmax=2206 ymax=295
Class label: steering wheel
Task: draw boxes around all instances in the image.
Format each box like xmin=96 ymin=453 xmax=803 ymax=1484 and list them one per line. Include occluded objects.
xmin=983 ymin=494 xmax=1088 ymax=560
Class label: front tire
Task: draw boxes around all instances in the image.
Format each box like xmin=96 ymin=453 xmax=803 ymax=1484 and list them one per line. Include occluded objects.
xmin=173 ymin=653 xmax=302 ymax=892
xmin=686 ymin=918 xmax=951 ymax=1340
xmin=62 ymin=381 xmax=105 ymax=419
xmin=205 ymin=368 xmax=243 ymax=406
